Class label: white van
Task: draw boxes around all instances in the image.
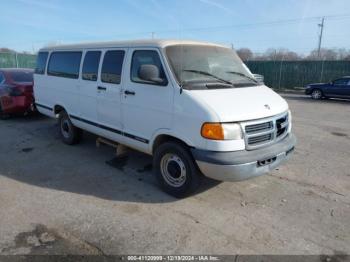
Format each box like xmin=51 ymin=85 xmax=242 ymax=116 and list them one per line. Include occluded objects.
xmin=34 ymin=40 xmax=296 ymax=197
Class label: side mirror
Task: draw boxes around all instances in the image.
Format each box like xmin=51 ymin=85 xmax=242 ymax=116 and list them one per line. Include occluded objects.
xmin=138 ymin=64 xmax=164 ymax=85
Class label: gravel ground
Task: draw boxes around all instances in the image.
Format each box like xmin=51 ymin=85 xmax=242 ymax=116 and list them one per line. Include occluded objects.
xmin=0 ymin=94 xmax=349 ymax=255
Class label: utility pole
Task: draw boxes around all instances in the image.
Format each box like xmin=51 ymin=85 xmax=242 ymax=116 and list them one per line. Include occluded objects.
xmin=317 ymin=17 xmax=325 ymax=59
xmin=151 ymin=32 xmax=155 ymax=39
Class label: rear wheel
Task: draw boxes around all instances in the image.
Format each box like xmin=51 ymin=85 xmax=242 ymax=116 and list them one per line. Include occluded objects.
xmin=311 ymin=89 xmax=323 ymax=100
xmin=153 ymin=142 xmax=202 ymax=198
xmin=58 ymin=111 xmax=82 ymax=145
xmin=0 ymin=104 xmax=10 ymax=120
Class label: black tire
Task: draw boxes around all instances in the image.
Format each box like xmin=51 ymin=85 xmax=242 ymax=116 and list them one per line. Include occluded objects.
xmin=0 ymin=114 xmax=10 ymax=120
xmin=153 ymin=142 xmax=202 ymax=198
xmin=0 ymin=104 xmax=10 ymax=120
xmin=311 ymin=89 xmax=323 ymax=100
xmin=58 ymin=111 xmax=82 ymax=145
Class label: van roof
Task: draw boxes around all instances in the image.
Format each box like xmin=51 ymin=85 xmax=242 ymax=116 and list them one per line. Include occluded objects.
xmin=39 ymin=39 xmax=227 ymax=51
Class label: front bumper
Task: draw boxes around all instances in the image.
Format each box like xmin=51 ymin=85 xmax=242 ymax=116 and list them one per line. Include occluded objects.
xmin=305 ymin=88 xmax=312 ymax=95
xmin=191 ymin=134 xmax=296 ymax=182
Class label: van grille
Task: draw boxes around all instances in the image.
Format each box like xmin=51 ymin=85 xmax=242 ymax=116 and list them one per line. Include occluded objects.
xmin=245 ymin=121 xmax=273 ymax=134
xmin=242 ymin=112 xmax=289 ymax=150
xmin=248 ymin=133 xmax=273 ymax=145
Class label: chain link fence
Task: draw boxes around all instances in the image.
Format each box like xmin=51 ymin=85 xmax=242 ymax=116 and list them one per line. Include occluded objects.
xmin=246 ymin=60 xmax=350 ymax=89
xmin=0 ymin=52 xmax=36 ymax=69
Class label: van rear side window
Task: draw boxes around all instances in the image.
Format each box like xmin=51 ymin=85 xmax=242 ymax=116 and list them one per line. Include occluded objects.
xmin=82 ymin=51 xmax=101 ymax=81
xmin=48 ymin=52 xmax=82 ymax=79
xmin=35 ymin=52 xmax=49 ymax=75
xmin=101 ymin=51 xmax=125 ymax=84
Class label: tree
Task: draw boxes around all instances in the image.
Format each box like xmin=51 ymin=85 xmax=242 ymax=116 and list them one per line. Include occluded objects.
xmin=263 ymin=48 xmax=301 ymax=61
xmin=236 ymin=48 xmax=253 ymax=61
xmin=0 ymin=47 xmax=15 ymax=53
xmin=336 ymin=48 xmax=350 ymax=60
xmin=307 ymin=48 xmax=338 ymax=60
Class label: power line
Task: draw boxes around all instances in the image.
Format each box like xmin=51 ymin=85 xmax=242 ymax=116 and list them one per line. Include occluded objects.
xmin=132 ymin=13 xmax=350 ymax=36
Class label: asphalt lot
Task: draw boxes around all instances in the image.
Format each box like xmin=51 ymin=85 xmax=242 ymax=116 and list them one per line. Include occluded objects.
xmin=0 ymin=94 xmax=349 ymax=255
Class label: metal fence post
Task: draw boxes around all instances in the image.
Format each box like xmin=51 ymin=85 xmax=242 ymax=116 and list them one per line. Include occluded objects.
xmin=278 ymin=55 xmax=285 ymax=89
xmin=320 ymin=58 xmax=325 ymax=83
xmin=15 ymin=52 xmax=19 ymax=68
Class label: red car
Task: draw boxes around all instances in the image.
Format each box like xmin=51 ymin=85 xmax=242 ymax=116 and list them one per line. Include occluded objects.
xmin=0 ymin=68 xmax=35 ymax=118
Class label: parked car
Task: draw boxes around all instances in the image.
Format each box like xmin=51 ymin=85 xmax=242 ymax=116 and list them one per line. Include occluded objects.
xmin=305 ymin=76 xmax=350 ymax=100
xmin=34 ymin=40 xmax=296 ymax=197
xmin=242 ymin=64 xmax=264 ymax=85
xmin=253 ymin=74 xmax=264 ymax=84
xmin=0 ymin=68 xmax=35 ymax=118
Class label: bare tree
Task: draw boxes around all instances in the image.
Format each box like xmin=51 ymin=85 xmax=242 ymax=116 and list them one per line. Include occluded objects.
xmin=0 ymin=48 xmax=15 ymax=53
xmin=236 ymin=48 xmax=254 ymax=61
xmin=335 ymin=48 xmax=350 ymax=60
xmin=262 ymin=48 xmax=301 ymax=61
xmin=307 ymin=48 xmax=338 ymax=60
xmin=243 ymin=48 xmax=350 ymax=61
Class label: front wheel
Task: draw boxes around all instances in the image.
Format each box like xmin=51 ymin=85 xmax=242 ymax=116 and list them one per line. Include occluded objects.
xmin=153 ymin=142 xmax=202 ymax=198
xmin=311 ymin=89 xmax=323 ymax=100
xmin=58 ymin=111 xmax=82 ymax=145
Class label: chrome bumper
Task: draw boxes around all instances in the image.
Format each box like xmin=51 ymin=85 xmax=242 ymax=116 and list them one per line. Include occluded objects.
xmin=192 ymin=134 xmax=296 ymax=182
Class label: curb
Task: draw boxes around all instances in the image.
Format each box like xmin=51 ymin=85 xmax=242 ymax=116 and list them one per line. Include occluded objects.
xmin=273 ymin=89 xmax=305 ymax=95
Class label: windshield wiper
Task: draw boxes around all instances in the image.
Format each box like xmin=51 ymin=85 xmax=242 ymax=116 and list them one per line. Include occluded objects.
xmin=182 ymin=69 xmax=233 ymax=86
xmin=226 ymin=71 xmax=258 ymax=84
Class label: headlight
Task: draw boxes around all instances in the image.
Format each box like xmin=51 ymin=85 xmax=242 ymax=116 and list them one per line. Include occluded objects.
xmin=288 ymin=110 xmax=292 ymax=132
xmin=201 ymin=123 xmax=243 ymax=140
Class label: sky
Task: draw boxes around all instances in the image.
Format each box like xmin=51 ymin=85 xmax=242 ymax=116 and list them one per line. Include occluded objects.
xmin=1 ymin=0 xmax=350 ymax=54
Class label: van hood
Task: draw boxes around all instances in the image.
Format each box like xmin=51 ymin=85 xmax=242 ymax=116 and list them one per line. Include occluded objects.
xmin=190 ymin=85 xmax=289 ymax=122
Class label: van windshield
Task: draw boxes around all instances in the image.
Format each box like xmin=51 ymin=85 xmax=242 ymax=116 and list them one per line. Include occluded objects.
xmin=165 ymin=45 xmax=257 ymax=90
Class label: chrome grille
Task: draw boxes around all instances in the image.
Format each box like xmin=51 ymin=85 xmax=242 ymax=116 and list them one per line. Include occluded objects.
xmin=242 ymin=112 xmax=289 ymax=150
xmin=248 ymin=133 xmax=273 ymax=145
xmin=245 ymin=121 xmax=273 ymax=134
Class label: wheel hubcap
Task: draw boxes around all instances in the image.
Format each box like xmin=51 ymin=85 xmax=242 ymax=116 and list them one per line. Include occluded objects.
xmin=312 ymin=90 xmax=321 ymax=99
xmin=160 ymin=153 xmax=187 ymax=187
xmin=61 ymin=119 xmax=71 ymax=138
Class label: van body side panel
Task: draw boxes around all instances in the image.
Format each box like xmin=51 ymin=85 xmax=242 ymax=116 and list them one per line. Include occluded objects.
xmin=33 ymin=51 xmax=55 ymax=117
xmin=34 ymin=74 xmax=56 ymax=117
xmin=96 ymin=49 xmax=126 ymax=133
xmin=120 ymin=48 xmax=174 ymax=154
xmin=77 ymin=50 xmax=100 ymax=125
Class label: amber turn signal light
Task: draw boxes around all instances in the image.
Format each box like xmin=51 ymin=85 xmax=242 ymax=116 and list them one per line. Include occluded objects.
xmin=201 ymin=123 xmax=225 ymax=140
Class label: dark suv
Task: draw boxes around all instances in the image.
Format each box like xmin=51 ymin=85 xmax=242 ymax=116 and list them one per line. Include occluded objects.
xmin=305 ymin=76 xmax=350 ymax=100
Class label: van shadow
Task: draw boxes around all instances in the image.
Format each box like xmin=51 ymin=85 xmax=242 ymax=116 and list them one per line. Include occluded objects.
xmin=282 ymin=94 xmax=350 ymax=105
xmin=0 ymin=114 xmax=220 ymax=204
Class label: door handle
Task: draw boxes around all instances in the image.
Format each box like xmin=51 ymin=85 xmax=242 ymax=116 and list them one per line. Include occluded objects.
xmin=124 ymin=90 xmax=136 ymax=95
xmin=97 ymin=86 xmax=107 ymax=91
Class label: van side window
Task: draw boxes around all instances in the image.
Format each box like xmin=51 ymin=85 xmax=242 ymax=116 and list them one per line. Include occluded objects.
xmin=82 ymin=51 xmax=101 ymax=81
xmin=48 ymin=52 xmax=82 ymax=79
xmin=101 ymin=51 xmax=125 ymax=84
xmin=131 ymin=50 xmax=168 ymax=86
xmin=35 ymin=52 xmax=49 ymax=75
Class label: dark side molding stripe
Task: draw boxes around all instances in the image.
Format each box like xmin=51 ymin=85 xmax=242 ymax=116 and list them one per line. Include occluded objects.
xmin=69 ymin=115 xmax=149 ymax=144
xmin=35 ymin=103 xmax=53 ymax=111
